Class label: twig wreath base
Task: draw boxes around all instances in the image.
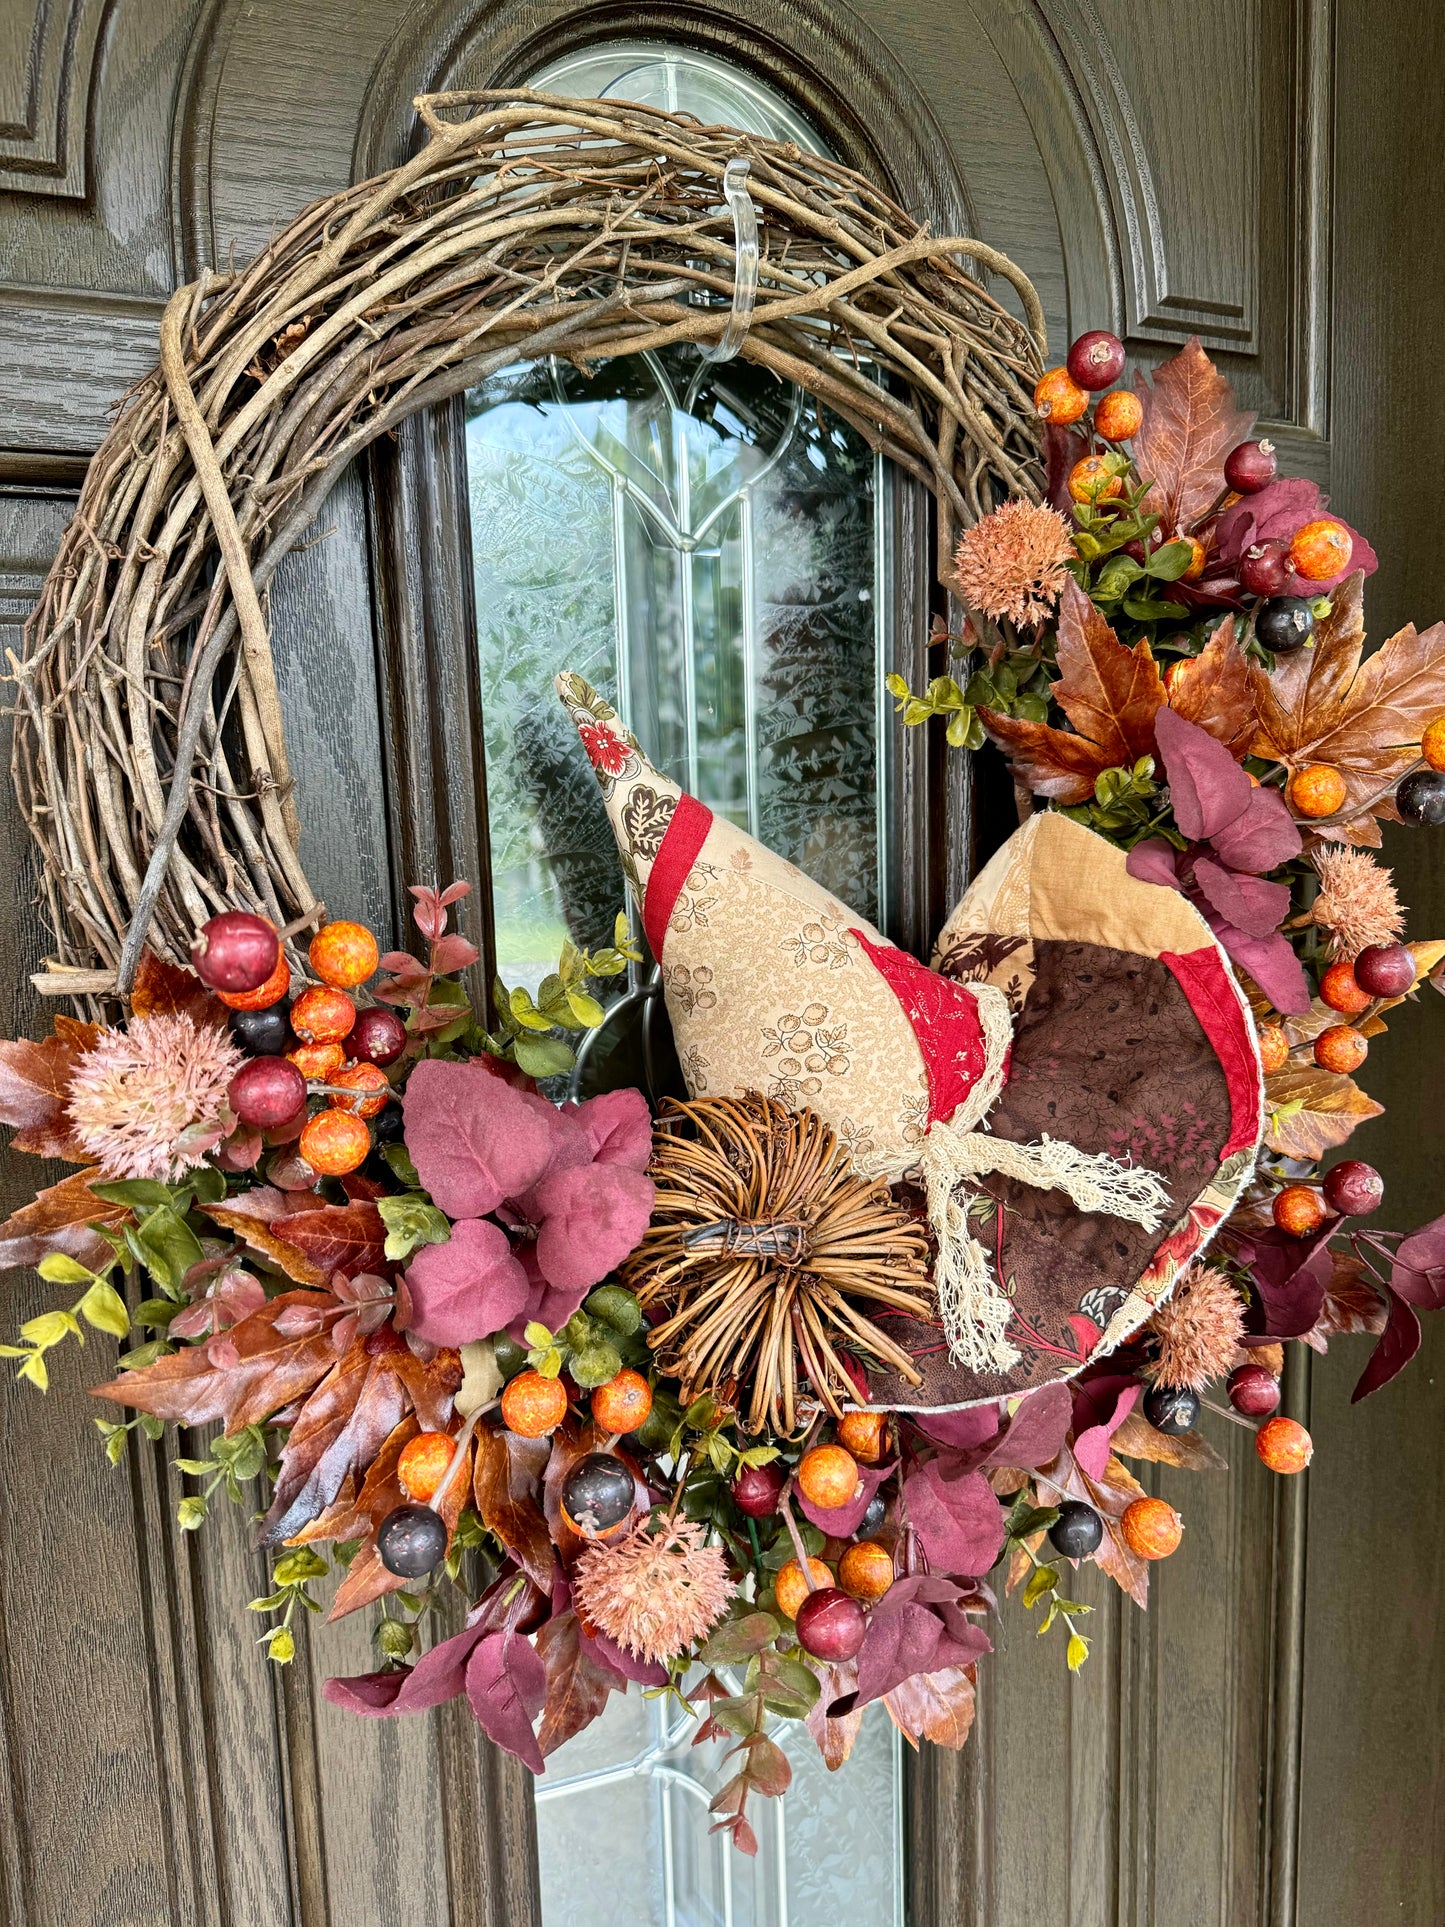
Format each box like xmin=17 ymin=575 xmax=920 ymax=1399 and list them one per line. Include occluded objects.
xmin=11 ymin=89 xmax=1047 ymax=1006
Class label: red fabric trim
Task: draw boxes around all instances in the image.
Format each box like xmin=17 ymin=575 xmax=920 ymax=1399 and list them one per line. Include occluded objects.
xmin=642 ymin=792 xmax=713 ymax=963
xmin=850 ymin=928 xmax=989 ymax=1126
xmin=1161 ymin=946 xmax=1262 ymax=1158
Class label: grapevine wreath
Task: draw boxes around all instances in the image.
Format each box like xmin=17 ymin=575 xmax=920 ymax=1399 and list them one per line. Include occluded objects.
xmin=3 ymin=89 xmax=1445 ymax=1855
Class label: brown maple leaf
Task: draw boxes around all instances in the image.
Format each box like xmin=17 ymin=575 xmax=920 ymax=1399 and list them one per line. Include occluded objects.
xmin=1131 ymin=337 xmax=1255 ymax=534
xmin=1164 ymin=615 xmax=1258 ymax=760
xmin=806 ymin=1659 xmax=865 ymax=1769
xmin=201 ymin=1187 xmax=328 ymax=1287
xmin=474 ymin=1424 xmax=555 ymax=1591
xmin=92 ymin=1289 xmax=340 ymax=1430
xmin=130 ymin=949 xmax=228 ymax=1026
xmin=257 ymin=1338 xmax=411 ymax=1546
xmin=1251 ymin=572 xmax=1445 ymax=834
xmin=535 ymin=1609 xmax=627 ymax=1757
xmin=0 ymin=1167 xmax=131 ymax=1272
xmin=294 ymin=1413 xmax=418 ymax=1545
xmin=883 ymin=1662 xmax=977 ymax=1750
xmin=0 ymin=1022 xmax=97 ymax=1161
xmin=1264 ymin=1065 xmax=1384 ymax=1160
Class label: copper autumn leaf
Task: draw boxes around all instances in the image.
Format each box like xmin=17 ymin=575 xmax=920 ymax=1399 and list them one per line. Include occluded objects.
xmin=980 ymin=583 xmax=1165 ymax=802
xmin=0 ymin=1167 xmax=130 ymax=1272
xmin=1039 ymin=1445 xmax=1152 ymax=1609
xmin=883 ymin=1663 xmax=978 ymax=1750
xmin=0 ymin=1022 xmax=97 ymax=1160
xmin=534 ymin=1609 xmax=627 ymax=1757
xmin=1250 ymin=571 xmax=1445 ymax=835
xmin=980 ymin=585 xmax=1258 ymax=802
xmin=257 ymin=1338 xmax=412 ymax=1546
xmin=92 ymin=1289 xmax=340 ymax=1431
xmin=328 ymin=1433 xmax=471 ymax=1621
xmin=130 ymin=948 xmax=229 ymax=1026
xmin=291 ymin=1413 xmax=418 ymax=1545
xmin=473 ymin=1424 xmax=555 ymax=1590
xmin=201 ymin=1189 xmax=328 ymax=1288
xmin=1130 ymin=336 xmax=1256 ymax=534
xmin=1111 ymin=1408 xmax=1227 ymax=1472
xmin=1263 ymin=1065 xmax=1384 ymax=1160
xmin=280 ymin=1201 xmax=390 ymax=1281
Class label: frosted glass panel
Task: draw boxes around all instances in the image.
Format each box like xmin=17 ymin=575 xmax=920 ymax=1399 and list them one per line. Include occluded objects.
xmin=536 ymin=1681 xmax=904 ymax=1927
xmin=465 ymin=46 xmax=905 ymax=1923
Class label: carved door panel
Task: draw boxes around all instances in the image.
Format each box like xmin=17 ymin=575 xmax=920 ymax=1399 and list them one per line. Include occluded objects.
xmin=1 ymin=3 xmax=1442 ymax=1924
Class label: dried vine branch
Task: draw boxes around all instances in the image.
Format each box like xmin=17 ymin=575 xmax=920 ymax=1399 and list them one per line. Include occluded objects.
xmin=12 ymin=88 xmax=1046 ymax=1003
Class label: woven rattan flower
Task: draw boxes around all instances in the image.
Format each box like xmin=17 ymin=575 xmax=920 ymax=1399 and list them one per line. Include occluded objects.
xmin=621 ymin=1093 xmax=933 ymax=1432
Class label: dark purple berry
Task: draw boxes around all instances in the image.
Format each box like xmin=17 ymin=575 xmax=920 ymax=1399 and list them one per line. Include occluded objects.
xmin=1396 ymin=770 xmax=1445 ymax=825
xmin=230 ymin=1003 xmax=292 ymax=1056
xmin=1228 ymin=1364 xmax=1281 ymax=1417
xmin=1048 ymin=1501 xmax=1103 ymax=1559
xmin=1066 ymin=330 xmax=1126 ymax=391
xmin=1256 ymin=597 xmax=1314 ymax=654
xmin=857 ymin=1492 xmax=887 ymax=1538
xmin=560 ymin=1453 xmax=636 ymax=1537
xmin=1353 ymin=943 xmax=1416 ymax=997
xmin=1143 ymin=1383 xmax=1201 ymax=1435
xmin=377 ymin=1502 xmax=448 ymax=1577
xmin=1224 ymin=438 xmax=1277 ymax=494
xmin=795 ymin=1587 xmax=867 ymax=1661
xmin=1323 ymin=1159 xmax=1385 ymax=1216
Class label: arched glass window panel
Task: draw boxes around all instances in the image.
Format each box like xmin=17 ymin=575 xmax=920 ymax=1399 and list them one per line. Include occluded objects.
xmin=463 ymin=48 xmax=904 ymax=1925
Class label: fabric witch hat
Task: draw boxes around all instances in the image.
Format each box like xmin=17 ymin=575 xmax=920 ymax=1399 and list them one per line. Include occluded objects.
xmin=558 ymin=673 xmax=1263 ymax=1405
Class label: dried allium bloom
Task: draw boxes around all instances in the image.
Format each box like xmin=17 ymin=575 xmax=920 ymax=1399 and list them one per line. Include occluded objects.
xmin=1146 ymin=1264 xmax=1247 ymax=1391
xmin=1310 ymin=846 xmax=1405 ymax=960
xmin=66 ymin=1013 xmax=242 ymax=1181
xmin=952 ymin=498 xmax=1076 ymax=629
xmin=573 ymin=1516 xmax=734 ymax=1664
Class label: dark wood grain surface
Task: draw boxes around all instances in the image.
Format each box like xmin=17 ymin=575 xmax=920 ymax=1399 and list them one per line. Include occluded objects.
xmin=0 ymin=3 xmax=1441 ymax=1922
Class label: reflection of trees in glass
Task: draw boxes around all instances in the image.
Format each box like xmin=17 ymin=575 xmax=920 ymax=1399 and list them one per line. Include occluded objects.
xmin=465 ymin=348 xmax=884 ymax=990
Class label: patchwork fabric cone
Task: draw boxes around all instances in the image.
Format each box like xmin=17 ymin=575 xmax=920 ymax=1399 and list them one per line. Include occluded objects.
xmin=559 ymin=674 xmax=1260 ymax=1398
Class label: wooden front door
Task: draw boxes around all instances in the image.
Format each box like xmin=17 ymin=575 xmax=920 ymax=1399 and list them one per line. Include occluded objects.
xmin=1 ymin=3 xmax=1442 ymax=1922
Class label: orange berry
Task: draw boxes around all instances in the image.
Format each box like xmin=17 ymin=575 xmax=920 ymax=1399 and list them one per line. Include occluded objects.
xmin=1421 ymin=715 xmax=1445 ymax=772
xmin=1272 ymin=1183 xmax=1328 ymax=1237
xmin=218 ymin=950 xmax=289 ymax=1011
xmin=1257 ymin=1023 xmax=1290 ymax=1075
xmin=299 ymin=1108 xmax=370 ymax=1176
xmin=398 ymin=1430 xmax=457 ymax=1503
xmin=1314 ymin=1024 xmax=1367 ymax=1073
xmin=775 ymin=1556 xmax=834 ymax=1620
xmin=288 ymin=1040 xmax=345 ymax=1081
xmin=1255 ymin=1414 xmax=1314 ymax=1474
xmin=328 ymin=1061 xmax=391 ymax=1118
xmin=1288 ymin=517 xmax=1352 ymax=581
xmin=500 ymin=1369 xmax=569 ymax=1439
xmin=1068 ymin=454 xmax=1123 ymax=504
xmin=1318 ymin=959 xmax=1371 ymax=1014
xmin=290 ymin=985 xmax=357 ymax=1044
xmin=797 ymin=1444 xmax=861 ymax=1511
xmin=838 ymin=1540 xmax=895 ymax=1604
xmin=1287 ymin=763 xmax=1348 ymax=818
xmin=1179 ymin=534 xmax=1207 ymax=581
xmin=590 ymin=1368 xmax=653 ymax=1435
xmin=1033 ymin=366 xmax=1090 ymax=426
xmin=1121 ymin=1495 xmax=1184 ymax=1561
xmin=1094 ymin=389 xmax=1144 ymax=441
xmin=308 ymin=920 xmax=381 ymax=990
xmin=835 ymin=1410 xmax=888 ymax=1464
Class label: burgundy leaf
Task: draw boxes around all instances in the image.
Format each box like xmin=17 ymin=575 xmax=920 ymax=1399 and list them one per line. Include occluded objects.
xmin=321 ymin=1669 xmax=410 ymax=1716
xmin=1352 ymin=1287 xmax=1421 ymax=1401
xmin=1125 ymin=838 xmax=1186 ymax=892
xmin=1072 ymin=1380 xmax=1142 ymax=1480
xmin=1206 ymin=784 xmax=1303 ymax=875
xmin=911 ymin=1403 xmax=1003 ymax=1453
xmin=532 ymin=1161 xmax=655 ymax=1293
xmin=430 ymin=934 xmax=480 ymax=974
xmin=1391 ymin=1216 xmax=1445 ymax=1309
xmin=902 ymin=1463 xmax=1005 ymax=1576
xmin=1152 ymin=705 xmax=1255 ymax=841
xmin=403 ymin=1060 xmax=557 ymax=1218
xmin=1204 ymin=914 xmax=1312 ymax=1014
xmin=796 ymin=1460 xmax=895 ymax=1537
xmin=466 ymin=1629 xmax=547 ymax=1772
xmin=1216 ymin=477 xmax=1324 ymax=563
xmin=404 ymin=1217 xmax=529 ymax=1348
xmin=1191 ymin=858 xmax=1293 ymax=939
xmin=576 ymin=1087 xmax=655 ymax=1170
xmin=848 ymin=1575 xmax=991 ymax=1711
xmin=1231 ymin=1228 xmax=1333 ymax=1337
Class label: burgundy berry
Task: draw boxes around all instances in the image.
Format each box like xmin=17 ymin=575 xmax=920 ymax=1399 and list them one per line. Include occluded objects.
xmin=1239 ymin=540 xmax=1293 ymax=598
xmin=1224 ymin=438 xmax=1278 ymax=494
xmin=1066 ymin=329 xmax=1126 ymax=391
xmin=191 ymin=912 xmax=279 ymax=993
xmin=1353 ymin=942 xmax=1416 ymax=998
xmin=731 ymin=1462 xmax=786 ymax=1519
xmin=349 ymin=1005 xmax=409 ymax=1067
xmin=228 ymin=1055 xmax=307 ymax=1130
xmin=1228 ymin=1364 xmax=1281 ymax=1418
xmin=1323 ymin=1159 xmax=1385 ymax=1217
xmin=795 ymin=1587 xmax=867 ymax=1662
